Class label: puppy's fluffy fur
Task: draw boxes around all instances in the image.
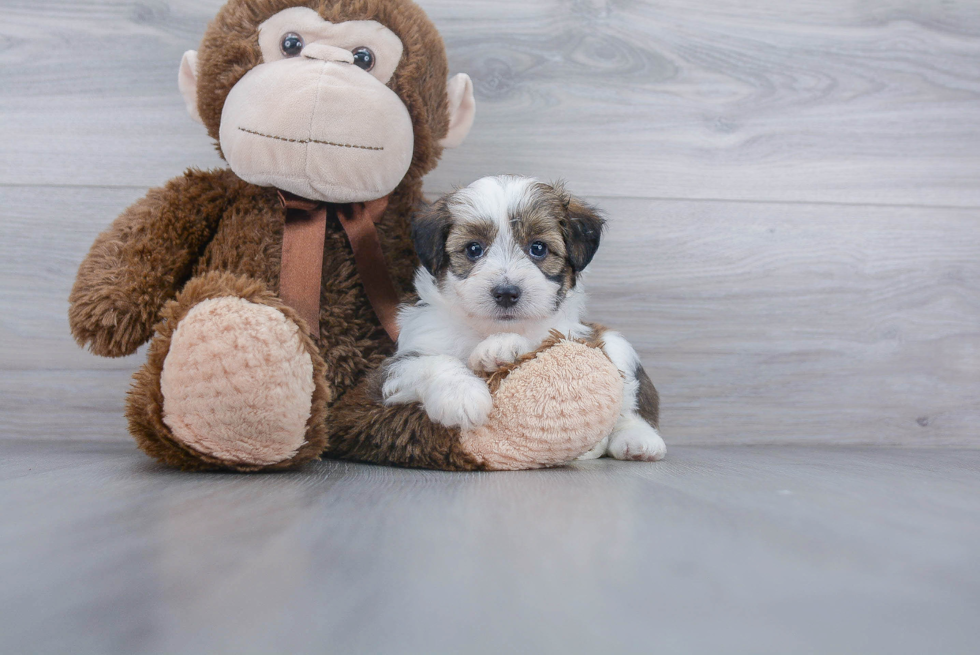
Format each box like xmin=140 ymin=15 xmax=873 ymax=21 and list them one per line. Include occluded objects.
xmin=382 ymin=175 xmax=665 ymax=461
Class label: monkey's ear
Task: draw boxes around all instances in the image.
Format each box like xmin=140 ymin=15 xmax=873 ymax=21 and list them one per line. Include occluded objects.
xmin=178 ymin=50 xmax=204 ymax=125
xmin=411 ymin=201 xmax=453 ymax=276
xmin=555 ymin=183 xmax=605 ymax=273
xmin=439 ymin=74 xmax=476 ymax=149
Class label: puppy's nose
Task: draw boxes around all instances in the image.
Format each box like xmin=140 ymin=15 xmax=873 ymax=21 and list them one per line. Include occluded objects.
xmin=492 ymin=284 xmax=521 ymax=308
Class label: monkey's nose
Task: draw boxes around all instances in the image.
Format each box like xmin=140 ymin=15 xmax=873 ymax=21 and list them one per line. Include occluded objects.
xmin=302 ymin=43 xmax=355 ymax=65
xmin=492 ymin=284 xmax=521 ymax=309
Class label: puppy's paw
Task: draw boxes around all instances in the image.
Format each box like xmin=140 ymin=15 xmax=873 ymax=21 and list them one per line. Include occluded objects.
xmin=608 ymin=416 xmax=666 ymax=462
xmin=576 ymin=435 xmax=609 ymax=460
xmin=423 ymin=373 xmax=494 ymax=431
xmin=468 ymin=333 xmax=534 ymax=373
xmin=381 ymin=371 xmax=411 ymax=405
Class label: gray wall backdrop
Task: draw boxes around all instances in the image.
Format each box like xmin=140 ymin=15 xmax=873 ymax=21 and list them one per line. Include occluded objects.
xmin=1 ymin=0 xmax=978 ymax=446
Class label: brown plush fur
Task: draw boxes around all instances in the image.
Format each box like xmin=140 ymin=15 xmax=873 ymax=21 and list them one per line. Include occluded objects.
xmin=68 ymin=169 xmax=242 ymax=358
xmin=324 ymin=377 xmax=488 ymax=470
xmin=69 ymin=0 xmax=450 ymax=471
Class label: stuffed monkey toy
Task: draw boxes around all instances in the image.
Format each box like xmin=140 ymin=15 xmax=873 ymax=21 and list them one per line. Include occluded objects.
xmin=69 ymin=0 xmax=624 ymax=472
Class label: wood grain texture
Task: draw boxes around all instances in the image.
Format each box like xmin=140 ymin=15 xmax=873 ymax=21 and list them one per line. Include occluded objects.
xmin=1 ymin=1 xmax=980 ymax=204
xmin=1 ymin=0 xmax=978 ymax=447
xmin=2 ymin=186 xmax=977 ymax=446
xmin=1 ymin=440 xmax=978 ymax=654
xmin=588 ymin=197 xmax=980 ymax=446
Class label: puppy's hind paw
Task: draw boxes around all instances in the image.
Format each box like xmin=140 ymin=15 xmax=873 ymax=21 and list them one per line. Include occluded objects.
xmin=608 ymin=416 xmax=666 ymax=462
xmin=576 ymin=435 xmax=609 ymax=460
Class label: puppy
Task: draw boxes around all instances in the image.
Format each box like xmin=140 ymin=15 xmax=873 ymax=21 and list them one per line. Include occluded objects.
xmin=381 ymin=175 xmax=665 ymax=461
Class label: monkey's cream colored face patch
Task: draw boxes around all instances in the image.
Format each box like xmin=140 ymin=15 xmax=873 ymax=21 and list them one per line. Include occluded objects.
xmin=257 ymin=8 xmax=404 ymax=84
xmin=218 ymin=7 xmax=413 ymax=203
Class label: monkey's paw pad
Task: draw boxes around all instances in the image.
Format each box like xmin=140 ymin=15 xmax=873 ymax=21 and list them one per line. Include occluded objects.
xmin=160 ymin=297 xmax=315 ymax=466
xmin=462 ymin=340 xmax=624 ymax=470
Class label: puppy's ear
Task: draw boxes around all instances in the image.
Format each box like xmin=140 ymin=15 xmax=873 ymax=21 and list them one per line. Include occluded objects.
xmin=555 ymin=182 xmax=605 ymax=272
xmin=411 ymin=199 xmax=453 ymax=276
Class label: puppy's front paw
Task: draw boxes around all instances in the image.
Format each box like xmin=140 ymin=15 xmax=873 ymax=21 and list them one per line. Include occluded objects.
xmin=468 ymin=333 xmax=534 ymax=373
xmin=423 ymin=374 xmax=494 ymax=431
xmin=608 ymin=416 xmax=666 ymax=462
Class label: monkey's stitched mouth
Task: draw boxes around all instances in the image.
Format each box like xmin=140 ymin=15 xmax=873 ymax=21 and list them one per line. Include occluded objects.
xmin=238 ymin=127 xmax=384 ymax=151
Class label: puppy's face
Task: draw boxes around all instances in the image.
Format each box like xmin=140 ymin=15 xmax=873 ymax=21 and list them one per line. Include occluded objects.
xmin=412 ymin=176 xmax=604 ymax=324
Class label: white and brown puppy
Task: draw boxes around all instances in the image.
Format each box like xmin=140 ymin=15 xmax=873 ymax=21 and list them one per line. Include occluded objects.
xmin=381 ymin=175 xmax=665 ymax=461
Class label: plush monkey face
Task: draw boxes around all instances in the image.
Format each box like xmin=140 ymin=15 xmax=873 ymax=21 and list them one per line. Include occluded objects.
xmin=179 ymin=0 xmax=476 ymax=203
xmin=219 ymin=7 xmax=414 ymax=202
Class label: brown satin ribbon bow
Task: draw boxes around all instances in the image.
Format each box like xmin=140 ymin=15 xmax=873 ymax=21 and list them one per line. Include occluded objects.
xmin=277 ymin=190 xmax=401 ymax=343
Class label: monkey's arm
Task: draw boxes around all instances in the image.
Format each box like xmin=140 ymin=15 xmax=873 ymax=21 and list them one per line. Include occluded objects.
xmin=69 ymin=169 xmax=234 ymax=358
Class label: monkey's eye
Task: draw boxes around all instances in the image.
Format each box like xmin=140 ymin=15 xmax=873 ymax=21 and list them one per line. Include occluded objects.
xmin=352 ymin=47 xmax=375 ymax=71
xmin=280 ymin=32 xmax=304 ymax=57
xmin=464 ymin=242 xmax=484 ymax=261
xmin=528 ymin=241 xmax=548 ymax=259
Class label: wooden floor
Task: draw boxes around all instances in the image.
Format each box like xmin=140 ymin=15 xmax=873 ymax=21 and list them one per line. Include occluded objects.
xmin=1 ymin=440 xmax=979 ymax=654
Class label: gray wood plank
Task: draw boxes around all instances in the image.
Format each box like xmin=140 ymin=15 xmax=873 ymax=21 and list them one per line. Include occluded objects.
xmin=1 ymin=441 xmax=978 ymax=654
xmin=0 ymin=185 xmax=148 ymax=370
xmin=2 ymin=185 xmax=977 ymax=446
xmin=588 ymin=197 xmax=980 ymax=446
xmin=2 ymin=1 xmax=980 ymax=205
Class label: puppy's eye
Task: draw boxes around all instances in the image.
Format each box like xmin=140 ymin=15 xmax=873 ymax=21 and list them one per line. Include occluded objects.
xmin=280 ymin=33 xmax=304 ymax=57
xmin=464 ymin=242 xmax=484 ymax=260
xmin=528 ymin=241 xmax=548 ymax=259
xmin=352 ymin=47 xmax=375 ymax=71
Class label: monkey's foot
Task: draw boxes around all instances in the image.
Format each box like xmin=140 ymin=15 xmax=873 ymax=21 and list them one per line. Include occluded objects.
xmin=159 ymin=296 xmax=316 ymax=467
xmin=460 ymin=339 xmax=624 ymax=470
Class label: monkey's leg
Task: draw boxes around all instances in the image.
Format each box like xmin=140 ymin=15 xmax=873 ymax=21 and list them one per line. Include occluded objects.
xmin=324 ymin=337 xmax=624 ymax=471
xmin=127 ymin=272 xmax=331 ymax=471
